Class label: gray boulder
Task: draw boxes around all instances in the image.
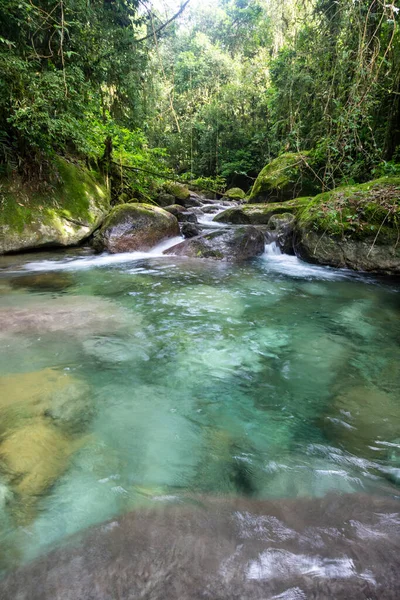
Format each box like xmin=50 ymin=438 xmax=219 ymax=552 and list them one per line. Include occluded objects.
xmin=164 ymin=226 xmax=265 ymax=262
xmin=93 ymin=204 xmax=179 ymax=254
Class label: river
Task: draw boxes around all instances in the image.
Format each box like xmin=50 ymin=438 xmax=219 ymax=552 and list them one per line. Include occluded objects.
xmin=0 ymin=240 xmax=399 ymax=594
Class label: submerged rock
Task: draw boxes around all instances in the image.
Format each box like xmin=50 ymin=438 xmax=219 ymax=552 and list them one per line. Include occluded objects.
xmin=10 ymin=271 xmax=75 ymax=293
xmin=0 ymin=368 xmax=92 ymax=435
xmin=249 ymin=152 xmax=322 ymax=202
xmin=323 ymin=385 xmax=400 ymax=459
xmin=164 ymin=226 xmax=265 ymax=261
xmin=0 ymin=157 xmax=110 ymax=255
xmin=0 ymin=421 xmax=72 ymax=497
xmin=1 ymin=493 xmax=399 ymax=599
xmin=93 ymin=203 xmax=179 ymax=253
xmin=0 ymin=296 xmax=137 ymax=338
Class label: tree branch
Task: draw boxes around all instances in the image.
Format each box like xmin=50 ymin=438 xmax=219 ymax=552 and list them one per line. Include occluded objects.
xmin=136 ymin=0 xmax=191 ymax=43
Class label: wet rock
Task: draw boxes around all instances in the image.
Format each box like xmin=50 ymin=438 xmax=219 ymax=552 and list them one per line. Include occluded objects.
xmin=296 ymin=228 xmax=400 ymax=274
xmin=164 ymin=226 xmax=265 ymax=262
xmin=164 ymin=204 xmax=188 ymax=216
xmin=93 ymin=203 xmax=179 ymax=254
xmin=1 ymin=493 xmax=399 ymax=600
xmin=200 ymin=204 xmax=225 ymax=214
xmin=181 ymin=223 xmax=200 ymax=238
xmin=156 ymin=193 xmax=176 ymax=207
xmin=213 ymin=208 xmax=251 ymax=225
xmin=268 ymin=213 xmax=296 ymax=253
xmin=182 ymin=194 xmax=202 ymax=208
xmin=176 ymin=212 xmax=198 ymax=224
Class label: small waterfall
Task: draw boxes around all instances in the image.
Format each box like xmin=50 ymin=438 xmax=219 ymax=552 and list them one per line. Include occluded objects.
xmin=264 ymin=241 xmax=282 ymax=256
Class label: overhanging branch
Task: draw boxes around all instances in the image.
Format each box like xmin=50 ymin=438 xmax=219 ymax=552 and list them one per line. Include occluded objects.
xmin=136 ymin=0 xmax=190 ymax=42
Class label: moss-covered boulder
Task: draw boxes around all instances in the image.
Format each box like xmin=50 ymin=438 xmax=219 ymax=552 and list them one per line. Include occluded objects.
xmin=213 ymin=208 xmax=251 ymax=225
xmin=224 ymin=187 xmax=246 ymax=200
xmin=164 ymin=226 xmax=265 ymax=262
xmin=249 ymin=152 xmax=321 ymax=203
xmin=94 ymin=203 xmax=179 ymax=253
xmin=241 ymin=198 xmax=311 ymax=224
xmin=296 ymin=177 xmax=400 ymax=274
xmin=163 ymin=182 xmax=190 ymax=204
xmin=0 ymin=157 xmax=110 ymax=254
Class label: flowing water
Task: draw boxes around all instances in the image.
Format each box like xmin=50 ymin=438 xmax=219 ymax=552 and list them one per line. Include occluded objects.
xmin=0 ymin=240 xmax=399 ymax=582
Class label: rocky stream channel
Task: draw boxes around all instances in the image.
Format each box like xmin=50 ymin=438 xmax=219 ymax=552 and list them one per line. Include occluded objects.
xmin=0 ymin=193 xmax=399 ymax=599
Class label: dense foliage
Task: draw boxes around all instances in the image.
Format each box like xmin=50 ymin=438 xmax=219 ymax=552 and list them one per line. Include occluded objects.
xmin=1 ymin=0 xmax=400 ymax=192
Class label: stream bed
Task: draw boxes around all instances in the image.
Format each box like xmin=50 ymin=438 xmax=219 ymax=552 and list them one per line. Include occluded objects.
xmin=0 ymin=241 xmax=399 ymax=588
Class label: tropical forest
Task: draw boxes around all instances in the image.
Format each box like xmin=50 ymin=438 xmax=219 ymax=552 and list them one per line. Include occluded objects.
xmin=0 ymin=0 xmax=400 ymax=598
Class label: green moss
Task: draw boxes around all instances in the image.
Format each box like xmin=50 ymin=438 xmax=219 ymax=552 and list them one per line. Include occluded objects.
xmin=224 ymin=187 xmax=245 ymax=199
xmin=0 ymin=158 xmax=109 ymax=235
xmin=0 ymin=157 xmax=110 ymax=253
xmin=249 ymin=152 xmax=322 ymax=202
xmin=100 ymin=203 xmax=163 ymax=229
xmin=242 ymin=197 xmax=311 ymax=224
xmin=54 ymin=157 xmax=108 ymax=223
xmin=298 ymin=176 xmax=400 ymax=242
xmin=163 ymin=182 xmax=190 ymax=201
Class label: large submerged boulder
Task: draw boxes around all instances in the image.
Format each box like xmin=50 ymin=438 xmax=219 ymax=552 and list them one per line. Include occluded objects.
xmin=164 ymin=226 xmax=265 ymax=261
xmin=93 ymin=203 xmax=179 ymax=253
xmin=295 ymin=177 xmax=400 ymax=274
xmin=249 ymin=152 xmax=322 ymax=203
xmin=0 ymin=157 xmax=110 ymax=254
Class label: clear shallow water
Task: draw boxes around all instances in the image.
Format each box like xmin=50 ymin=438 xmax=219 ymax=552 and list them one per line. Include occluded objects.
xmin=0 ymin=243 xmax=399 ymax=574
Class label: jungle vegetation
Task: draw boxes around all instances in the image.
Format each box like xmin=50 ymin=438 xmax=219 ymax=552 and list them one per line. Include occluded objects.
xmin=0 ymin=0 xmax=399 ymax=197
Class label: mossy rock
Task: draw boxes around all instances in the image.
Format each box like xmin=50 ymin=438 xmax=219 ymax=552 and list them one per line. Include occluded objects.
xmin=241 ymin=198 xmax=311 ymax=224
xmin=213 ymin=208 xmax=251 ymax=225
xmin=94 ymin=203 xmax=179 ymax=253
xmin=163 ymin=182 xmax=190 ymax=203
xmin=249 ymin=152 xmax=322 ymax=203
xmin=296 ymin=177 xmax=400 ymax=273
xmin=156 ymin=192 xmax=176 ymax=207
xmin=0 ymin=157 xmax=110 ymax=254
xmin=224 ymin=187 xmax=246 ymax=200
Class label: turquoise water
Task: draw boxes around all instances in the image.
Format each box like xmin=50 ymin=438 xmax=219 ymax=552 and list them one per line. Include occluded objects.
xmin=0 ymin=243 xmax=399 ymax=572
